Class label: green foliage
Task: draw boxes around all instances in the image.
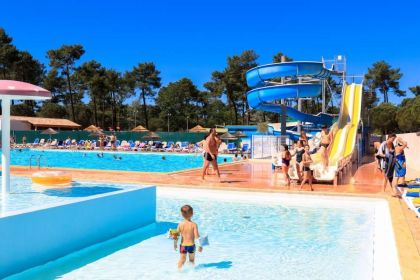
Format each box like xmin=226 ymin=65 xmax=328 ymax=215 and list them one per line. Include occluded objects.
xmin=37 ymin=101 xmax=68 ymax=118
xmin=46 ymin=44 xmax=85 ymax=121
xmin=205 ymin=50 xmax=258 ymax=125
xmin=369 ymin=103 xmax=398 ymax=134
xmin=257 ymin=122 xmax=269 ymax=133
xmin=0 ymin=28 xmax=44 ymax=84
xmin=409 ymin=86 xmax=420 ymax=96
xmin=365 ymin=60 xmax=405 ymax=103
xmin=272 ymin=52 xmax=293 ymax=63
xmin=129 ymin=62 xmax=161 ymax=129
xmin=156 ymin=78 xmax=200 ymax=131
xmin=11 ymin=103 xmax=36 ymax=116
xmin=396 ymin=96 xmax=420 ymax=132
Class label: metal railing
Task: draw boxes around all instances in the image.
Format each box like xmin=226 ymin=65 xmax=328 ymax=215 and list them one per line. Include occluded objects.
xmin=29 ymin=155 xmax=49 ymax=170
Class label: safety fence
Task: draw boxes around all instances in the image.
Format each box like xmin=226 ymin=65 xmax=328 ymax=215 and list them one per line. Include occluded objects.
xmin=11 ymin=131 xmax=208 ymax=144
xmin=251 ymin=135 xmax=291 ymax=159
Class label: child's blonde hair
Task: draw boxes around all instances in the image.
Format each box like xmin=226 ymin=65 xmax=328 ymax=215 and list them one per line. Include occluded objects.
xmin=181 ymin=205 xmax=193 ymax=219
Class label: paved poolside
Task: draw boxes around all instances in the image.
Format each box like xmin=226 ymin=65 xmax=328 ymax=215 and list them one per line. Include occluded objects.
xmin=7 ymin=158 xmax=420 ymax=279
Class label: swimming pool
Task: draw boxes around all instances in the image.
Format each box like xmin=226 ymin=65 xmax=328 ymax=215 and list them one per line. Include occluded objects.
xmin=8 ymin=188 xmax=401 ymax=280
xmin=8 ymin=149 xmax=232 ymax=172
xmin=0 ymin=176 xmax=135 ymax=214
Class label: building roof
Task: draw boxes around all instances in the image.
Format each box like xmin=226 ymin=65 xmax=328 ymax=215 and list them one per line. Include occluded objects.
xmin=3 ymin=116 xmax=81 ymax=129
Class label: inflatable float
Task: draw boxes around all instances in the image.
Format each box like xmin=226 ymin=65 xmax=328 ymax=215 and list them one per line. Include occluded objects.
xmin=31 ymin=171 xmax=72 ymax=186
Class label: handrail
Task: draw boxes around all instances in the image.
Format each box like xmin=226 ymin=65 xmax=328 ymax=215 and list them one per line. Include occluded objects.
xmin=29 ymin=155 xmax=37 ymax=169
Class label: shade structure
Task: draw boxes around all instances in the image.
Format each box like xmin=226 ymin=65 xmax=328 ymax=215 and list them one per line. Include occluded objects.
xmin=41 ymin=128 xmax=58 ymax=135
xmin=189 ymin=125 xmax=207 ymax=132
xmin=84 ymin=125 xmax=101 ymax=132
xmin=234 ymin=131 xmax=247 ymax=138
xmin=89 ymin=129 xmax=105 ymax=137
xmin=41 ymin=128 xmax=58 ymax=140
xmin=142 ymin=131 xmax=161 ymax=140
xmin=131 ymin=125 xmax=149 ymax=132
xmin=0 ymin=80 xmax=51 ymax=194
xmin=220 ymin=132 xmax=238 ymax=140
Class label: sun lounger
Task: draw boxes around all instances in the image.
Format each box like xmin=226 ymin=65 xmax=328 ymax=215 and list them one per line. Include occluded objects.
xmin=398 ymin=181 xmax=420 ymax=218
xmin=32 ymin=138 xmax=40 ymax=147
xmin=227 ymin=143 xmax=236 ymax=153
xmin=242 ymin=143 xmax=249 ymax=153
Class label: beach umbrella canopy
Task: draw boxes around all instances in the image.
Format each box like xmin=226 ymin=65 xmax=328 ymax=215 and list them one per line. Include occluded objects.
xmin=234 ymin=131 xmax=247 ymax=138
xmin=41 ymin=128 xmax=58 ymax=140
xmin=0 ymin=80 xmax=51 ymax=193
xmin=189 ymin=125 xmax=207 ymax=132
xmin=142 ymin=131 xmax=161 ymax=140
xmin=131 ymin=125 xmax=149 ymax=132
xmin=220 ymin=132 xmax=237 ymax=140
xmin=84 ymin=125 xmax=101 ymax=132
xmin=89 ymin=129 xmax=105 ymax=137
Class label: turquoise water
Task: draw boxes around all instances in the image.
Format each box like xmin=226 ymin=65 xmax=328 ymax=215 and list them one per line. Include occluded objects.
xmin=8 ymin=149 xmax=232 ymax=172
xmin=9 ymin=190 xmax=375 ymax=280
xmin=0 ymin=177 xmax=135 ymax=214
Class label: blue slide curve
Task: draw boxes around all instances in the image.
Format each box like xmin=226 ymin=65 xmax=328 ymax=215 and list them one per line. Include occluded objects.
xmin=246 ymin=62 xmax=335 ymax=125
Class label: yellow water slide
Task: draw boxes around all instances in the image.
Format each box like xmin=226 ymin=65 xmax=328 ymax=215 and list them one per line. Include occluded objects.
xmin=312 ymin=82 xmax=363 ymax=181
xmin=343 ymin=84 xmax=362 ymax=157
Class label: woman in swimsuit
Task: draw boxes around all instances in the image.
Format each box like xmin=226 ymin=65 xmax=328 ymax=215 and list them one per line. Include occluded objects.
xmin=299 ymin=130 xmax=308 ymax=145
xmin=282 ymin=144 xmax=292 ymax=187
xmin=300 ymin=145 xmax=313 ymax=191
xmin=394 ymin=137 xmax=408 ymax=188
xmin=292 ymin=140 xmax=305 ymax=182
xmin=320 ymin=125 xmax=332 ymax=171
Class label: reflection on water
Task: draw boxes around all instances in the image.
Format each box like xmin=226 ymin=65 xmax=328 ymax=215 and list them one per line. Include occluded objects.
xmin=43 ymin=186 xmax=122 ymax=197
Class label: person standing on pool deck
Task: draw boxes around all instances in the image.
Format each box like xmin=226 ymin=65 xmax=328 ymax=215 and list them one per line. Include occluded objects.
xmin=300 ymin=145 xmax=313 ymax=191
xmin=201 ymin=128 xmax=221 ymax=181
xmin=394 ymin=136 xmax=408 ymax=188
xmin=291 ymin=140 xmax=305 ymax=182
xmin=320 ymin=125 xmax=332 ymax=172
xmin=173 ymin=205 xmax=203 ymax=269
xmin=282 ymin=144 xmax=292 ymax=187
xmin=110 ymin=133 xmax=117 ymax=150
xmin=378 ymin=134 xmax=401 ymax=197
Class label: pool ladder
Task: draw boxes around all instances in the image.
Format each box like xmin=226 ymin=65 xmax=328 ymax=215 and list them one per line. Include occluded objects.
xmin=29 ymin=155 xmax=49 ymax=170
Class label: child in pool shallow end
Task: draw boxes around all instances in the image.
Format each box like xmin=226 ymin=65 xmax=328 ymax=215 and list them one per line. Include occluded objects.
xmin=174 ymin=205 xmax=203 ymax=269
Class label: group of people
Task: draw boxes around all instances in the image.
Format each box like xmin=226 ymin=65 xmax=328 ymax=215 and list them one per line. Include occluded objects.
xmin=276 ymin=125 xmax=333 ymax=191
xmin=374 ymin=134 xmax=408 ymax=198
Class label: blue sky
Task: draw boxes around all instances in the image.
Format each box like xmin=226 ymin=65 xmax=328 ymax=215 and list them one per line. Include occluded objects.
xmin=2 ymin=0 xmax=419 ymax=104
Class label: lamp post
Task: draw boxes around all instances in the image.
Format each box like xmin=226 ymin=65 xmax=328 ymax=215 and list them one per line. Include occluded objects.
xmin=133 ymin=109 xmax=138 ymax=127
xmin=167 ymin=113 xmax=171 ymax=132
xmin=186 ymin=116 xmax=189 ymax=132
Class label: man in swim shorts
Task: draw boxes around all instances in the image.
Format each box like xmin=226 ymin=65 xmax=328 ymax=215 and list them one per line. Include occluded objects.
xmin=173 ymin=205 xmax=203 ymax=269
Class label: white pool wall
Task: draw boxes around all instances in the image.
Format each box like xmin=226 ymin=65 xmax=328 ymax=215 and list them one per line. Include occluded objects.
xmin=0 ymin=186 xmax=156 ymax=278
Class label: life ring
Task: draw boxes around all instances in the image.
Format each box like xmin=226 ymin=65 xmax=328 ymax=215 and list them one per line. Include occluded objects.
xmin=32 ymin=171 xmax=72 ymax=186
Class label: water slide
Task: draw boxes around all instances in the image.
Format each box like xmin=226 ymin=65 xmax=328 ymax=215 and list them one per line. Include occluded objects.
xmin=307 ymin=82 xmax=362 ymax=181
xmin=246 ymin=62 xmax=337 ymax=126
xmin=246 ymin=61 xmax=363 ymax=182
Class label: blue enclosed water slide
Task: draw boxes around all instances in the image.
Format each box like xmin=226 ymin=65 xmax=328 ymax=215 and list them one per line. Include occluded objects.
xmin=246 ymin=61 xmax=336 ymax=125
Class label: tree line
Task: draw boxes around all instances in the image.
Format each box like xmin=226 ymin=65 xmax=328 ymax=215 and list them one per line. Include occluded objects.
xmin=0 ymin=27 xmax=419 ymax=133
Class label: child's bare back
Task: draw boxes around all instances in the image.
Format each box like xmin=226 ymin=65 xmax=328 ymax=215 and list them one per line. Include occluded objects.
xmin=174 ymin=205 xmax=203 ymax=269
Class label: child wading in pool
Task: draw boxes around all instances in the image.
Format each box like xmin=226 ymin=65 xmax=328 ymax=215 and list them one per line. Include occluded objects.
xmin=300 ymin=145 xmax=313 ymax=191
xmin=173 ymin=205 xmax=203 ymax=269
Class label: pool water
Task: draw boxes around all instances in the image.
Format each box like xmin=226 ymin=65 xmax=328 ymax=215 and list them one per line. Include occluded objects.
xmin=8 ymin=149 xmax=232 ymax=172
xmin=9 ymin=189 xmax=380 ymax=280
xmin=0 ymin=177 xmax=135 ymax=215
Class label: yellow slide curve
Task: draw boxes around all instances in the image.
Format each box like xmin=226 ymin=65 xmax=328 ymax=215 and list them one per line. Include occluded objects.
xmin=311 ymin=82 xmax=363 ymax=181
